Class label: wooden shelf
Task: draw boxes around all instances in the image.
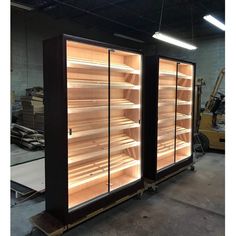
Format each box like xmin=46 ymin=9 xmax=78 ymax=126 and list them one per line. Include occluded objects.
xmin=158 ymin=126 xmax=191 ymax=141
xmin=158 ymin=99 xmax=192 ymax=107
xmin=157 ymin=155 xmax=174 ymax=170
xmin=68 ymin=134 xmax=140 ymax=165
xmin=69 ymin=153 xmax=139 ymax=190
xmin=176 ymin=154 xmax=190 ymax=162
xmin=67 ymin=58 xmax=140 ymax=74
xmin=69 ymin=174 xmax=137 ymax=209
xmin=68 ymin=99 xmax=140 ymax=113
xmin=157 ymin=139 xmax=190 ymax=159
xmin=158 ymin=113 xmax=191 ymax=123
xmin=176 ymin=113 xmax=191 ymax=120
xmin=68 ymin=117 xmax=140 ymax=139
xmin=156 ymin=59 xmax=193 ymax=171
xmin=159 ymin=71 xmax=192 ymax=80
xmin=159 ymin=85 xmax=192 ymax=91
xmin=67 ymin=79 xmax=140 ymax=90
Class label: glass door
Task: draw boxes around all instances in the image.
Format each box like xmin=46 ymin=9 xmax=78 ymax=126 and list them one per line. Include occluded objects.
xmin=109 ymin=49 xmax=141 ymax=190
xmin=157 ymin=58 xmax=194 ymax=171
xmin=66 ymin=40 xmax=109 ymax=209
xmin=176 ymin=62 xmax=194 ymax=162
xmin=157 ymin=58 xmax=177 ymax=170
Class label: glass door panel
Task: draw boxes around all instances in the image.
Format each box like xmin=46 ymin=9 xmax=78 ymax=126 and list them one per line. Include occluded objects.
xmin=66 ymin=40 xmax=109 ymax=209
xmin=157 ymin=59 xmax=177 ymax=170
xmin=109 ymin=49 xmax=141 ymax=191
xmin=176 ymin=63 xmax=194 ymax=162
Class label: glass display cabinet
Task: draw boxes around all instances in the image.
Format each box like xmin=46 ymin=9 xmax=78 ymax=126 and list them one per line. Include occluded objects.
xmin=43 ymin=35 xmax=143 ymax=223
xmin=143 ymin=56 xmax=195 ymax=181
xmin=157 ymin=57 xmax=194 ymax=170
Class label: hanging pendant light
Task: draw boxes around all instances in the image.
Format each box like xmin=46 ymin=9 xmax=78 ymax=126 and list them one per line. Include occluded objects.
xmin=153 ymin=0 xmax=197 ymax=50
xmin=152 ymin=32 xmax=197 ymax=50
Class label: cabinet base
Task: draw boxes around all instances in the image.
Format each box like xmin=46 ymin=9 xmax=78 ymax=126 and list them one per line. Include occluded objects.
xmin=144 ymin=157 xmax=194 ymax=188
xmin=30 ymin=159 xmax=194 ymax=235
xmin=30 ymin=188 xmax=143 ymax=236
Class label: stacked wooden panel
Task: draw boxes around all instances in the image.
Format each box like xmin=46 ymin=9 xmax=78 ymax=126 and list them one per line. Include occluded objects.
xmin=21 ymin=88 xmax=44 ymax=130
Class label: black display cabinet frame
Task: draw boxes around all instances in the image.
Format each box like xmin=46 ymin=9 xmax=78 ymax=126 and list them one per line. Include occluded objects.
xmin=143 ymin=55 xmax=196 ymax=182
xmin=43 ymin=34 xmax=144 ymax=223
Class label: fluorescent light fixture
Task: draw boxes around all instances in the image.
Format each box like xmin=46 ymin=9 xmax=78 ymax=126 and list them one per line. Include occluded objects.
xmin=203 ymin=15 xmax=225 ymax=31
xmin=114 ymin=33 xmax=144 ymax=43
xmin=152 ymin=32 xmax=197 ymax=50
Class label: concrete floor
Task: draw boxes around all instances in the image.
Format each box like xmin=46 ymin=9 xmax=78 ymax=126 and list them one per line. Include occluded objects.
xmin=11 ymin=144 xmax=44 ymax=166
xmin=11 ymin=152 xmax=225 ymax=236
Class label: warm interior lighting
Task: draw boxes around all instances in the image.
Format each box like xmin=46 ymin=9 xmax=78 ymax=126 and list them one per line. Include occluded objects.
xmin=152 ymin=32 xmax=197 ymax=50
xmin=203 ymin=15 xmax=225 ymax=31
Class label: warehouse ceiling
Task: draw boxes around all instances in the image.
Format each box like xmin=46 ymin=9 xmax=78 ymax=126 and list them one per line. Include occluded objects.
xmin=11 ymin=0 xmax=225 ymax=43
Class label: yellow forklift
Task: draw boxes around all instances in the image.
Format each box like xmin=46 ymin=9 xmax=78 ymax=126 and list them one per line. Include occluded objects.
xmin=197 ymin=68 xmax=225 ymax=151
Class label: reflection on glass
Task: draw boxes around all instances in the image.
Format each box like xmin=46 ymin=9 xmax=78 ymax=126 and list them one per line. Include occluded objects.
xmin=66 ymin=41 xmax=142 ymax=209
xmin=176 ymin=63 xmax=193 ymax=162
xmin=157 ymin=59 xmax=193 ymax=170
xmin=66 ymin=41 xmax=109 ymax=209
xmin=110 ymin=50 xmax=141 ymax=191
xmin=157 ymin=59 xmax=177 ymax=170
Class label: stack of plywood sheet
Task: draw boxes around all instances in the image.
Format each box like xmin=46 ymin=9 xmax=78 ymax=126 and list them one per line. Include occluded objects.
xmin=21 ymin=87 xmax=44 ymax=130
xmin=11 ymin=123 xmax=44 ymax=150
xmin=34 ymin=112 xmax=44 ymax=131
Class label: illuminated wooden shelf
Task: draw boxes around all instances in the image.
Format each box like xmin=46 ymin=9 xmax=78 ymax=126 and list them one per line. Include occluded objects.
xmin=68 ymin=117 xmax=140 ymax=139
xmin=176 ymin=113 xmax=192 ymax=120
xmin=69 ymin=175 xmax=137 ymax=209
xmin=68 ymin=134 xmax=140 ymax=165
xmin=176 ymin=154 xmax=190 ymax=162
xmin=159 ymin=85 xmax=192 ymax=91
xmin=156 ymin=58 xmax=194 ymax=173
xmin=158 ymin=113 xmax=191 ymax=123
xmin=68 ymin=79 xmax=140 ymax=90
xmin=157 ymin=156 xmax=174 ymax=170
xmin=157 ymin=139 xmax=190 ymax=159
xmin=159 ymin=71 xmax=192 ymax=80
xmin=158 ymin=99 xmax=192 ymax=106
xmin=69 ymin=153 xmax=140 ymax=190
xmin=67 ymin=58 xmax=140 ymax=74
xmin=158 ymin=126 xmax=191 ymax=141
xmin=68 ymin=99 xmax=140 ymax=113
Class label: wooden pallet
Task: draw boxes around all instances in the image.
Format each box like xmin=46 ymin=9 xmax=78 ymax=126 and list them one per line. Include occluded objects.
xmin=11 ymin=181 xmax=34 ymax=199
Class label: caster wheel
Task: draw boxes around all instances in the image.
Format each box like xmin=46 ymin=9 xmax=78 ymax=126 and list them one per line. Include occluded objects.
xmin=136 ymin=192 xmax=143 ymax=200
xmin=151 ymin=185 xmax=158 ymax=192
xmin=190 ymin=165 xmax=195 ymax=171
